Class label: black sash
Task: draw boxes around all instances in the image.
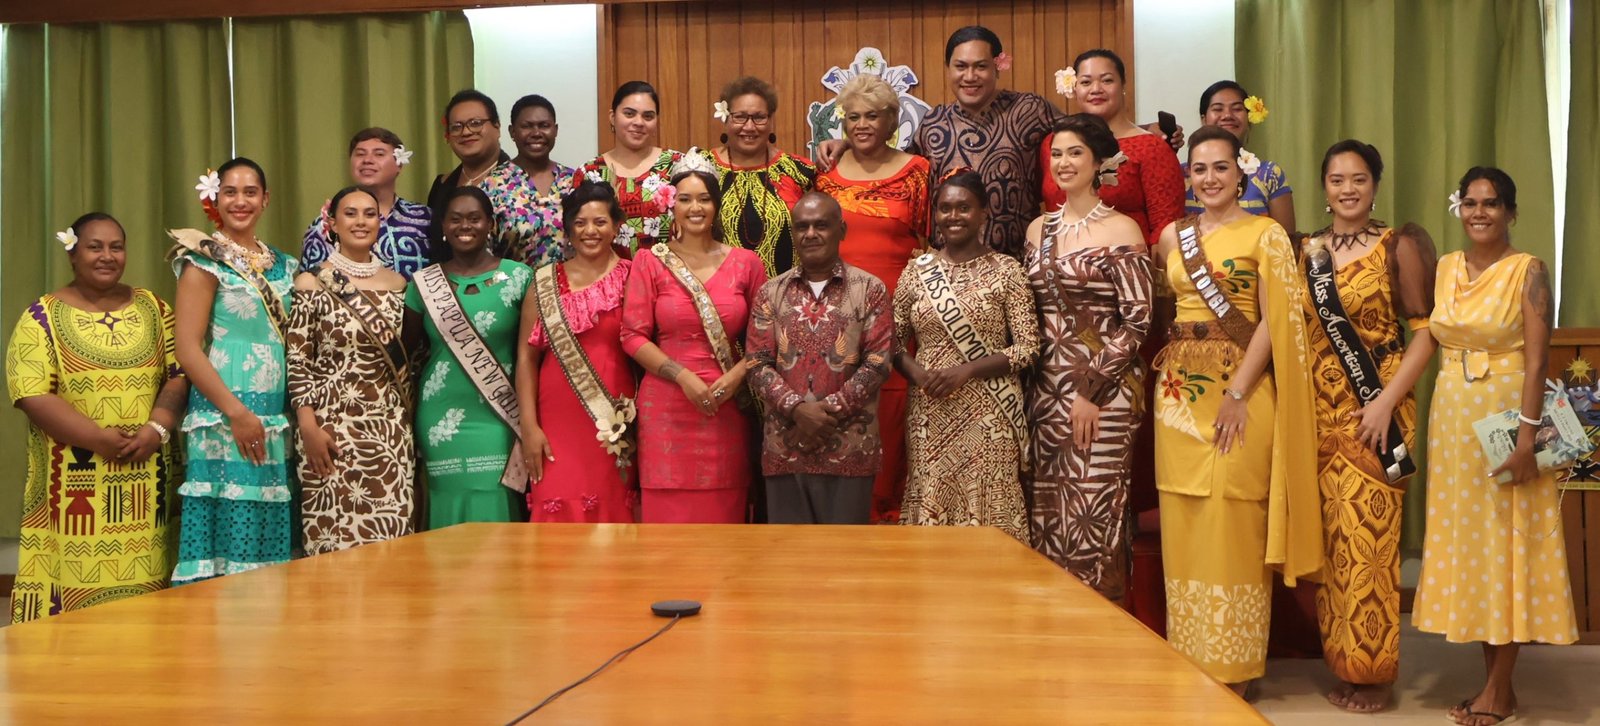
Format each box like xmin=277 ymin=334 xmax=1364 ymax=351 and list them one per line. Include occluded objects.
xmin=1304 ymin=245 xmax=1415 ymax=483
xmin=312 ymin=265 xmax=410 ymax=390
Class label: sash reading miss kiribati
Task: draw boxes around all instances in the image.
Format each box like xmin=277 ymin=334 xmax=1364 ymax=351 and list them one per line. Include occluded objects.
xmin=1038 ymin=229 xmax=1145 ymax=415
xmin=1304 ymin=245 xmax=1416 ymax=483
xmin=313 ymin=266 xmax=410 ymax=391
xmin=649 ymin=244 xmax=739 ymax=371
xmin=533 ymin=264 xmax=636 ymax=479
xmin=414 ymin=265 xmax=528 ymax=493
xmin=913 ymin=254 xmax=1030 ymax=468
xmin=167 ymin=228 xmax=289 ymax=340
xmin=1175 ymin=218 xmax=1255 ymax=349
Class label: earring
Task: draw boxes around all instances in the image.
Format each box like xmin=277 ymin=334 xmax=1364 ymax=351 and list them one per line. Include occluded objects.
xmin=720 ymin=133 xmax=729 ymax=144
xmin=1323 ymin=203 xmax=1332 ymax=214
xmin=768 ymin=133 xmax=777 ymax=144
xmin=329 ymin=231 xmax=341 ymax=246
xmin=1370 ymin=201 xmax=1377 ymax=212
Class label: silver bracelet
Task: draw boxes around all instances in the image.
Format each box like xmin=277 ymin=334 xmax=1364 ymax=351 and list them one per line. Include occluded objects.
xmin=145 ymin=420 xmax=171 ymax=445
xmin=1517 ymin=413 xmax=1542 ymax=427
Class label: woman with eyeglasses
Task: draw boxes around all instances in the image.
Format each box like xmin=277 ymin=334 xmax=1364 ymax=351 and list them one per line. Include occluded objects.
xmin=426 ymin=89 xmax=547 ymax=266
xmin=699 ymin=76 xmax=817 ymax=277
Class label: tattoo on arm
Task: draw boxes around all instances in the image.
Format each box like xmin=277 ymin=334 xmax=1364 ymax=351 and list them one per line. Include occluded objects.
xmin=1527 ymin=259 xmax=1554 ymax=330
xmin=658 ymin=360 xmax=684 ymax=382
xmin=153 ymin=380 xmax=188 ymax=421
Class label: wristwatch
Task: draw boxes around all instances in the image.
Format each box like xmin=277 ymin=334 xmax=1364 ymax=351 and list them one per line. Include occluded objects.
xmin=146 ymin=420 xmax=171 ymax=446
xmin=1222 ymin=388 xmax=1245 ymax=401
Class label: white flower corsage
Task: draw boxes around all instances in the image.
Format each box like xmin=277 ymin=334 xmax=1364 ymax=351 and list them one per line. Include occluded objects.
xmin=1097 ymin=150 xmax=1129 ymax=187
xmin=585 ymin=169 xmax=606 ymax=185
xmin=1303 ymin=234 xmax=1328 ymax=258
xmin=194 ymin=169 xmax=221 ymax=202
xmin=56 ymin=228 xmax=78 ymax=252
xmin=1236 ymin=149 xmax=1261 ymax=176
xmin=713 ymin=100 xmax=731 ymax=123
xmin=1448 ymin=190 xmax=1463 ymax=219
xmin=393 ymin=145 xmax=414 ymax=167
xmin=1054 ymin=68 xmax=1077 ymax=99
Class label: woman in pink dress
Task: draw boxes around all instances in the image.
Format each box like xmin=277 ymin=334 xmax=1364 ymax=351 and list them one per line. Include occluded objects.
xmin=516 ymin=181 xmax=638 ymax=522
xmin=621 ymin=157 xmax=768 ymax=523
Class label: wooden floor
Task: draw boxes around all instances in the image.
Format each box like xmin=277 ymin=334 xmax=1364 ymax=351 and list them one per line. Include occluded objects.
xmin=0 ymin=524 xmax=1263 ymax=723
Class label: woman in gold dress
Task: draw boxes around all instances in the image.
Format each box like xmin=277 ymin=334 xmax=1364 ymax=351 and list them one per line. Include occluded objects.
xmin=1151 ymin=126 xmax=1319 ymax=695
xmin=1302 ymin=140 xmax=1438 ymax=713
xmin=1412 ymin=167 xmax=1576 ymax=726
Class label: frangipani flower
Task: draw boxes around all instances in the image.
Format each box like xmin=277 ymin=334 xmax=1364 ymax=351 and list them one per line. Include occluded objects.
xmin=713 ymin=100 xmax=731 ymax=123
xmin=194 ymin=169 xmax=221 ymax=202
xmin=1448 ymin=190 xmax=1464 ymax=219
xmin=1054 ymin=68 xmax=1077 ymax=99
xmin=1237 ymin=149 xmax=1261 ymax=176
xmin=56 ymin=228 xmax=78 ymax=252
xmin=1303 ymin=234 xmax=1328 ymax=258
xmin=393 ymin=145 xmax=414 ymax=167
xmin=994 ymin=52 xmax=1013 ymax=72
xmin=1244 ymin=95 xmax=1269 ymax=124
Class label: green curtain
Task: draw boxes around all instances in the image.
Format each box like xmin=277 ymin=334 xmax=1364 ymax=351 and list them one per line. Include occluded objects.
xmin=0 ymin=21 xmax=233 ymax=537
xmin=229 ymin=12 xmax=473 ymax=248
xmin=1562 ymin=0 xmax=1598 ymax=326
xmin=1235 ymin=0 xmax=1555 ymax=550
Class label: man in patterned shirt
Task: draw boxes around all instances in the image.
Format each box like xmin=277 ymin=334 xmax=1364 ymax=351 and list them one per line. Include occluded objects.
xmin=745 ymin=193 xmax=895 ymax=524
xmin=299 ymin=127 xmax=432 ymax=279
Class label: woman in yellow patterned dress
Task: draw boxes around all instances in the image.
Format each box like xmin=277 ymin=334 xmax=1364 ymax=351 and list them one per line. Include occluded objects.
xmin=6 ymin=213 xmax=188 ymax=623
xmin=1151 ymin=126 xmax=1320 ymax=695
xmin=1413 ymin=167 xmax=1576 ymax=726
xmin=1303 ymin=141 xmax=1438 ymax=713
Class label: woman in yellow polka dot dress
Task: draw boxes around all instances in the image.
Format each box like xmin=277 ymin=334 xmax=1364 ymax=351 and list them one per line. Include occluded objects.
xmin=1412 ymin=167 xmax=1576 ymax=726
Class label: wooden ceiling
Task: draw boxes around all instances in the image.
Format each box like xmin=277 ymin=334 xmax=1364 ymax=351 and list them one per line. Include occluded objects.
xmin=0 ymin=0 xmax=667 ymax=25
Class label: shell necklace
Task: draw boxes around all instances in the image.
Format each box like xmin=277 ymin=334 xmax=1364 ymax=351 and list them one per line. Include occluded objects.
xmin=1045 ymin=200 xmax=1116 ymax=240
xmin=330 ymin=249 xmax=383 ymax=278
xmin=213 ymin=232 xmax=274 ymax=272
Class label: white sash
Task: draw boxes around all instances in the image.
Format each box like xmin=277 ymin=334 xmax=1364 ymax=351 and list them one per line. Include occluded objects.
xmin=912 ymin=253 xmax=1030 ymax=470
xmin=414 ymin=264 xmax=528 ymax=493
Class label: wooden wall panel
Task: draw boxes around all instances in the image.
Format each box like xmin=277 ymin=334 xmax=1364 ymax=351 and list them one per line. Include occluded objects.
xmin=600 ymin=0 xmax=1131 ymax=158
xmin=1548 ymin=329 xmax=1600 ymax=639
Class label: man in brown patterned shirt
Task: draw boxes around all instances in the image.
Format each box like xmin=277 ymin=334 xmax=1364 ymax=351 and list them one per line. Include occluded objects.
xmin=745 ymin=193 xmax=895 ymax=524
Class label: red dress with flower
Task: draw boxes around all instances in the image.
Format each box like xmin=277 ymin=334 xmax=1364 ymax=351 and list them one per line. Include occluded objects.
xmin=578 ymin=150 xmax=685 ymax=253
xmin=816 ymin=155 xmax=931 ymax=523
xmin=525 ymin=259 xmax=638 ymax=522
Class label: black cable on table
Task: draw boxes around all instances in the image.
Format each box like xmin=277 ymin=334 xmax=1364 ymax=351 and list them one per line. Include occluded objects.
xmin=503 ymin=614 xmax=684 ymax=724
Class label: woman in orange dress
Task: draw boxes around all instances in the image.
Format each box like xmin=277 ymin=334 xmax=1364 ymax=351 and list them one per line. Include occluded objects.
xmin=815 ymin=74 xmax=930 ymax=523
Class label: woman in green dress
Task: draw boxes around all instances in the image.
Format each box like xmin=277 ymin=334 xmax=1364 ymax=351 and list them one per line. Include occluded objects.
xmin=170 ymin=157 xmax=298 ymax=583
xmin=406 ymin=186 xmax=532 ymax=526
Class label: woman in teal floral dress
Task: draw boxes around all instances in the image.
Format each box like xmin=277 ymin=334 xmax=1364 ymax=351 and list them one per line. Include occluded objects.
xmin=406 ymin=187 xmax=532 ymax=526
xmin=170 ymin=158 xmax=297 ymax=583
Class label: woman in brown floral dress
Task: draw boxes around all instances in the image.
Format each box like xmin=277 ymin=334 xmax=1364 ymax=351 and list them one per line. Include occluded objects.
xmin=893 ymin=170 xmax=1039 ymax=542
xmin=287 ymin=186 xmax=415 ymax=554
xmin=1023 ymin=114 xmax=1154 ymax=604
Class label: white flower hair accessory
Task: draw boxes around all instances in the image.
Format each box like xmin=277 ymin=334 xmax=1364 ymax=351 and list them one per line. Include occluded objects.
xmin=1236 ymin=149 xmax=1261 ymax=176
xmin=56 ymin=227 xmax=79 ymax=252
xmin=1448 ymin=190 xmax=1463 ymax=218
xmin=393 ymin=145 xmax=414 ymax=167
xmin=1054 ymin=68 xmax=1077 ymax=99
xmin=1303 ymin=234 xmax=1328 ymax=258
xmin=194 ymin=170 xmax=221 ymax=202
xmin=713 ymin=100 xmax=731 ymax=123
xmin=1097 ymin=150 xmax=1129 ymax=187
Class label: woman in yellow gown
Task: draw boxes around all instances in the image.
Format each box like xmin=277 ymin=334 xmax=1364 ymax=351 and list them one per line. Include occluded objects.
xmin=1151 ymin=126 xmax=1320 ymax=694
xmin=6 ymin=213 xmax=188 ymax=622
xmin=1303 ymin=141 xmax=1438 ymax=713
xmin=1412 ymin=167 xmax=1576 ymax=726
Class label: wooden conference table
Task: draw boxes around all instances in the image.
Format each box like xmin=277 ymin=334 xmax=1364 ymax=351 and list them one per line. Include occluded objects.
xmin=0 ymin=524 xmax=1263 ymax=723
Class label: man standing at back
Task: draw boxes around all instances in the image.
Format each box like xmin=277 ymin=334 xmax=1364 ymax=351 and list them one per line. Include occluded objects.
xmin=745 ymin=193 xmax=894 ymax=524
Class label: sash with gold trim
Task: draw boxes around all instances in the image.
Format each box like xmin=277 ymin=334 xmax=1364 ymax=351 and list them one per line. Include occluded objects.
xmin=311 ymin=265 xmax=410 ymax=393
xmin=414 ymin=263 xmax=528 ymax=493
xmin=649 ymin=243 xmax=754 ymax=409
xmin=532 ymin=263 xmax=636 ymax=479
xmin=1175 ymin=217 xmax=1255 ymax=349
xmin=167 ymin=228 xmax=289 ymax=340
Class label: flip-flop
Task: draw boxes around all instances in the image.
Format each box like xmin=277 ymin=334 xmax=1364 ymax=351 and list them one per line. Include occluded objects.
xmin=1459 ymin=709 xmax=1518 ymax=726
xmin=1445 ymin=698 xmax=1474 ymax=722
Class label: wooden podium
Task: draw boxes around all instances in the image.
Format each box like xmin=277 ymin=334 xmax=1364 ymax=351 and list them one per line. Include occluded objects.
xmin=1551 ymin=328 xmax=1600 ymax=642
xmin=0 ymin=524 xmax=1263 ymax=723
